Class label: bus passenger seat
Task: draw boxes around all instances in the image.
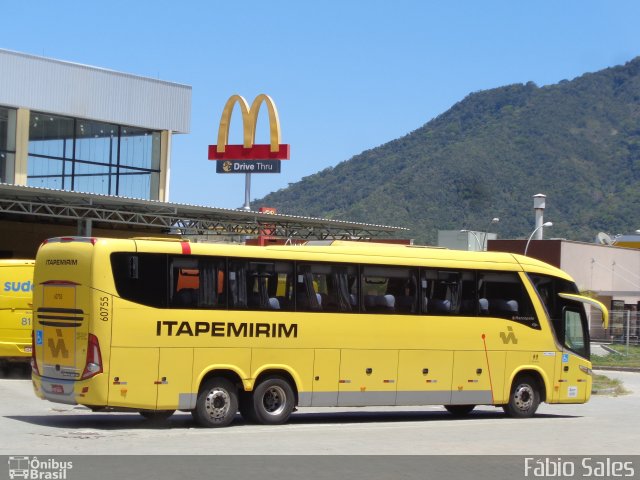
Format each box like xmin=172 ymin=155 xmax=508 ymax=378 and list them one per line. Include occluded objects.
xmin=364 ymin=295 xmax=377 ymax=310
xmin=489 ymin=299 xmax=519 ymax=315
xmin=268 ymin=297 xmax=281 ymax=310
xmin=479 ymin=298 xmax=489 ymax=314
xmin=396 ymin=295 xmax=415 ymax=312
xmin=174 ymin=288 xmax=197 ymax=307
xmin=378 ymin=294 xmax=395 ymax=311
xmin=430 ymin=299 xmax=451 ymax=313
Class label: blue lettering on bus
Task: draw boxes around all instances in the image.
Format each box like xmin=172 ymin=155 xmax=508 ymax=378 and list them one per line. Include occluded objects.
xmin=3 ymin=281 xmax=34 ymax=292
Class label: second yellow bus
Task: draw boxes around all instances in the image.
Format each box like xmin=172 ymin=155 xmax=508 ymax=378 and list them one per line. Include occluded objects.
xmin=0 ymin=259 xmax=34 ymax=370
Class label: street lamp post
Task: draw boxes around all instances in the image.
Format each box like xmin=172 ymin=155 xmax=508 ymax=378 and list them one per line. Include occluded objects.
xmin=524 ymin=221 xmax=553 ymax=256
xmin=460 ymin=229 xmax=482 ymax=251
xmin=482 ymin=217 xmax=500 ymax=250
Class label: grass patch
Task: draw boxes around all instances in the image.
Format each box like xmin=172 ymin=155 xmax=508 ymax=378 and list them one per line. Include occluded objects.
xmin=591 ymin=344 xmax=640 ymax=368
xmin=592 ymin=374 xmax=629 ymax=396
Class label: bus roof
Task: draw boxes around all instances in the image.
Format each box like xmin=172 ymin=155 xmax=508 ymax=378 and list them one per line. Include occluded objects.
xmin=45 ymin=237 xmax=572 ymax=282
xmin=0 ymin=259 xmax=35 ymax=267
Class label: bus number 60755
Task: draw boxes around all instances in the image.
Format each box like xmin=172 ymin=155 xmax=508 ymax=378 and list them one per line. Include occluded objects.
xmin=99 ymin=296 xmax=109 ymax=322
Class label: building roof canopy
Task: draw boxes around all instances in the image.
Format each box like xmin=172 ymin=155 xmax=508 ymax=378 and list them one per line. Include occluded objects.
xmin=0 ymin=184 xmax=407 ymax=240
xmin=0 ymin=49 xmax=191 ymax=133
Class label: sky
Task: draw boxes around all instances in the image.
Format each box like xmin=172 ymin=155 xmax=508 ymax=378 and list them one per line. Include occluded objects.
xmin=2 ymin=1 xmax=640 ymax=210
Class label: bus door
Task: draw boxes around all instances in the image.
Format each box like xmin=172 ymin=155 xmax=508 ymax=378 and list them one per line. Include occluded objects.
xmin=554 ymin=294 xmax=608 ymax=403
xmin=554 ymin=306 xmax=590 ymax=402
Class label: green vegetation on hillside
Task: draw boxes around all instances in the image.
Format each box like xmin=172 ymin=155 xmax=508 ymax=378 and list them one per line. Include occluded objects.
xmin=254 ymin=58 xmax=640 ymax=244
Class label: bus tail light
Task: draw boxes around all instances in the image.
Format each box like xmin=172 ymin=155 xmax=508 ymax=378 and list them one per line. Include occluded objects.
xmin=30 ymin=331 xmax=40 ymax=376
xmin=81 ymin=334 xmax=103 ymax=380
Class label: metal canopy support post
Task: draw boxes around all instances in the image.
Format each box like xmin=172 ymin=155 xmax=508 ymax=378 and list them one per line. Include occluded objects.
xmin=78 ymin=218 xmax=92 ymax=236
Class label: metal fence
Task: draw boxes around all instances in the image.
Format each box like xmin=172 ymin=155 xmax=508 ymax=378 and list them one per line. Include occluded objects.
xmin=590 ymin=310 xmax=640 ymax=345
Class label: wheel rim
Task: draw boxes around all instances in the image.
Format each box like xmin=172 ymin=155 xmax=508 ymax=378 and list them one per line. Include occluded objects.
xmin=204 ymin=387 xmax=231 ymax=422
xmin=513 ymin=383 xmax=534 ymax=411
xmin=262 ymin=385 xmax=287 ymax=416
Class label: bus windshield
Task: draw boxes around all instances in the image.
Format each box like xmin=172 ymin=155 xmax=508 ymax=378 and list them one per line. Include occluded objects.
xmin=528 ymin=274 xmax=590 ymax=359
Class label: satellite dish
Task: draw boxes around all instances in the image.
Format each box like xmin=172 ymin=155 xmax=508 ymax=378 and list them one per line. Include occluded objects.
xmin=596 ymin=232 xmax=612 ymax=245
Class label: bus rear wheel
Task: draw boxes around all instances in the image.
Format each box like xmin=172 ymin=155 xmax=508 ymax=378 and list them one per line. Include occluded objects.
xmin=503 ymin=374 xmax=541 ymax=418
xmin=193 ymin=377 xmax=238 ymax=427
xmin=444 ymin=405 xmax=475 ymax=416
xmin=252 ymin=376 xmax=295 ymax=425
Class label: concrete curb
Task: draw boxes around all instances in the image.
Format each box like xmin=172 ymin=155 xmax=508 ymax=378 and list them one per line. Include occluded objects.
xmin=591 ymin=387 xmax=616 ymax=395
xmin=593 ymin=366 xmax=640 ymax=373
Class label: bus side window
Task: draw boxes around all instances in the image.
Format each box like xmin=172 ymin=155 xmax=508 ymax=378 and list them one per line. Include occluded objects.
xmin=361 ymin=265 xmax=417 ymax=314
xmin=422 ymin=270 xmax=461 ymax=315
xmin=478 ymin=271 xmax=538 ymax=327
xmin=199 ymin=259 xmax=226 ymax=308
xmin=170 ymin=257 xmax=226 ymax=309
xmin=111 ymin=252 xmax=168 ymax=308
xmin=296 ymin=263 xmax=357 ymax=313
xmin=296 ymin=265 xmax=323 ymax=312
xmin=458 ymin=271 xmax=477 ymax=315
xmin=230 ymin=260 xmax=293 ymax=311
xmin=228 ymin=262 xmax=247 ymax=308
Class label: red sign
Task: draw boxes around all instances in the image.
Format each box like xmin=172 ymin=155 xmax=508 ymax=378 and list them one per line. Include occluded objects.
xmin=208 ymin=144 xmax=290 ymax=160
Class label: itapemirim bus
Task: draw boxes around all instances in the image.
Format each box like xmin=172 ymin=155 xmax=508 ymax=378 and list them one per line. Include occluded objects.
xmin=0 ymin=260 xmax=34 ymax=367
xmin=31 ymin=237 xmax=608 ymax=427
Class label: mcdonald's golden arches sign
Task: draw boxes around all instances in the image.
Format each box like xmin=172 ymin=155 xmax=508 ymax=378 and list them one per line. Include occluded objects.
xmin=208 ymin=94 xmax=290 ymax=161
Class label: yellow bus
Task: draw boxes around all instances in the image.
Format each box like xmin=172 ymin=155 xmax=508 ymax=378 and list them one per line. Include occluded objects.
xmin=0 ymin=260 xmax=34 ymax=367
xmin=31 ymin=237 xmax=607 ymax=427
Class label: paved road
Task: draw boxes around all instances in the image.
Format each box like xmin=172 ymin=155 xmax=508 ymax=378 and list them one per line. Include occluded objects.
xmin=0 ymin=369 xmax=638 ymax=456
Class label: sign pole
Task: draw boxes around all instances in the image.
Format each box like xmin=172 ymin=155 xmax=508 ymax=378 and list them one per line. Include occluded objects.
xmin=243 ymin=172 xmax=251 ymax=211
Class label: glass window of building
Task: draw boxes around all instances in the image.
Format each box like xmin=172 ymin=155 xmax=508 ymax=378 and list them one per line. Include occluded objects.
xmin=0 ymin=106 xmax=17 ymax=184
xmin=27 ymin=111 xmax=161 ymax=199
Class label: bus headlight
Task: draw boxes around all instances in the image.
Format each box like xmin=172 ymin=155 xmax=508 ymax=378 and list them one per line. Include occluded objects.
xmin=579 ymin=365 xmax=592 ymax=376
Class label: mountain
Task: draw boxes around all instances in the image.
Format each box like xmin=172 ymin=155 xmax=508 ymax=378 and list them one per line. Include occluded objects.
xmin=253 ymin=58 xmax=640 ymax=244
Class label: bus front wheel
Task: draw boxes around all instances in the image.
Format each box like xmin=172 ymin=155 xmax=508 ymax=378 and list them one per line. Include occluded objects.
xmin=252 ymin=376 xmax=295 ymax=425
xmin=503 ymin=374 xmax=541 ymax=418
xmin=193 ymin=377 xmax=238 ymax=427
